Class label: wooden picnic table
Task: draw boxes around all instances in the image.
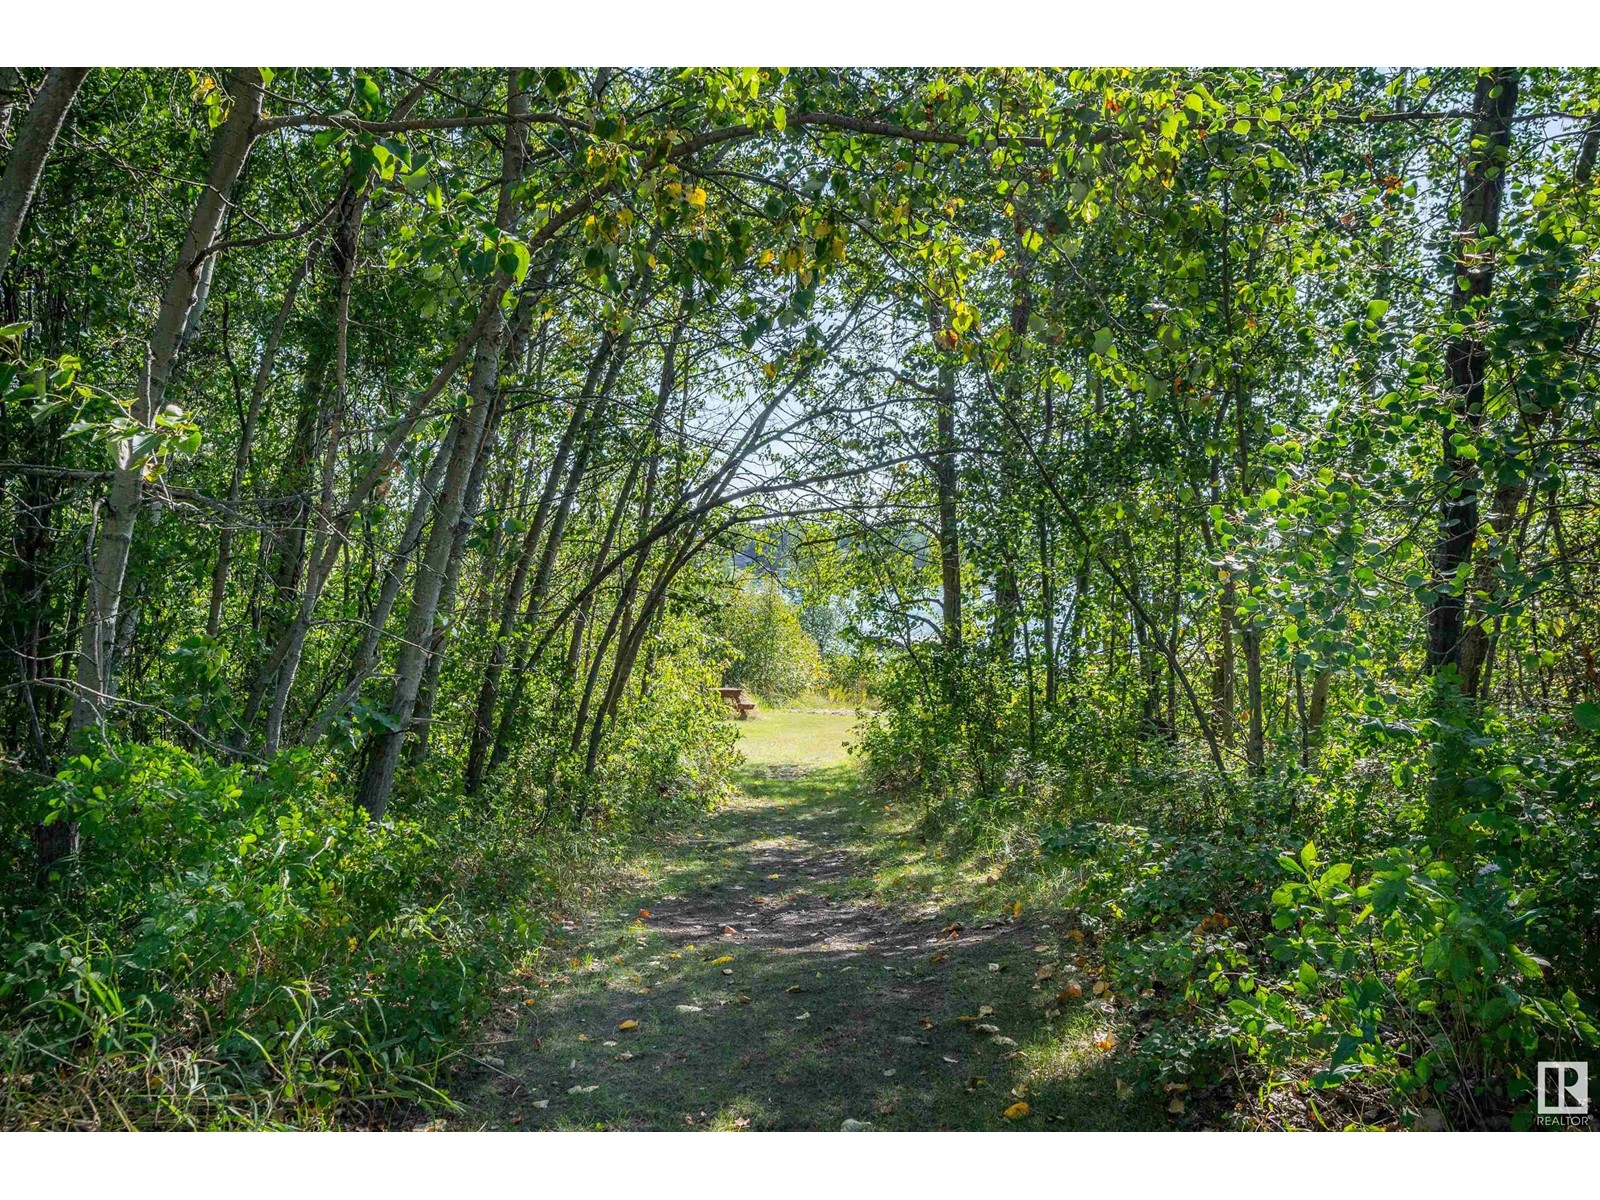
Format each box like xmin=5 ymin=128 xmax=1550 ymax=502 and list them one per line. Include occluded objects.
xmin=718 ymin=686 xmax=756 ymax=719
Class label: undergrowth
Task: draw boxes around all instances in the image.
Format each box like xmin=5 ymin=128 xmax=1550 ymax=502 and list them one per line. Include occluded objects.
xmin=858 ymin=665 xmax=1600 ymax=1131
xmin=0 ymin=692 xmax=738 ymax=1129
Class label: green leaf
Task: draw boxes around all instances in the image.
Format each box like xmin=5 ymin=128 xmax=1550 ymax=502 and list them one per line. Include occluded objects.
xmin=1300 ymin=840 xmax=1318 ymax=871
xmin=1318 ymin=862 xmax=1352 ymax=889
xmin=1366 ymin=298 xmax=1390 ymax=323
xmin=1574 ymin=701 xmax=1600 ymax=732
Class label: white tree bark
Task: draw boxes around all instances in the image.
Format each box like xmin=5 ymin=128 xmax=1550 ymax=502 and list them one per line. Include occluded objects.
xmin=69 ymin=68 xmax=263 ymax=734
xmin=0 ymin=68 xmax=91 ymax=270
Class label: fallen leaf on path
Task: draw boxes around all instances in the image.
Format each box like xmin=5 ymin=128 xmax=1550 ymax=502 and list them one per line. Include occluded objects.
xmin=795 ymin=1011 xmax=811 ymax=1021
xmin=768 ymin=873 xmax=781 ymax=880
xmin=602 ymin=1040 xmax=617 ymax=1047
xmin=1004 ymin=1102 xmax=1030 ymax=1120
xmin=972 ymin=1023 xmax=1000 ymax=1035
xmin=919 ymin=1017 xmax=935 ymax=1030
xmin=882 ymin=1069 xmax=895 ymax=1077
xmin=1070 ymin=930 xmax=1085 ymax=943
xmin=722 ymin=968 xmax=733 ymax=975
xmin=1012 ymin=901 xmax=1022 ymax=918
xmin=987 ymin=962 xmax=1002 ymax=973
xmin=532 ymin=1100 xmax=549 ymax=1109
xmin=1057 ymin=984 xmax=1083 ymax=1001
xmin=786 ymin=985 xmax=803 ymax=993
xmin=1095 ymin=1034 xmax=1117 ymax=1052
xmin=638 ymin=908 xmax=651 ymax=918
xmin=576 ymin=1034 xmax=591 ymax=1042
xmin=1091 ymin=980 xmax=1109 ymax=996
xmin=567 ymin=1085 xmax=599 ymax=1095
xmin=675 ymin=1004 xmax=702 ymax=1013
xmin=1168 ymin=1097 xmax=1185 ymax=1114
xmin=721 ymin=926 xmax=737 ymax=935
xmin=709 ymin=955 xmax=733 ymax=965
xmin=977 ymin=1005 xmax=994 ymax=1017
xmin=617 ymin=1019 xmax=638 ymax=1031
xmin=738 ymin=994 xmax=750 ymax=1004
xmin=991 ymin=1036 xmax=1017 ymax=1047
xmin=1033 ymin=944 xmax=1051 ymax=953
xmin=942 ymin=1055 xmax=960 ymax=1064
xmin=1034 ymin=966 xmax=1054 ymax=981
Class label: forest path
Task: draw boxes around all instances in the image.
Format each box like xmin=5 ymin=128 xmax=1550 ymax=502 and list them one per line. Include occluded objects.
xmin=456 ymin=712 xmax=1154 ymax=1131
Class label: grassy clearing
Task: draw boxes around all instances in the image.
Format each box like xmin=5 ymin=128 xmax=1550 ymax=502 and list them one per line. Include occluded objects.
xmin=450 ymin=709 xmax=1160 ymax=1130
xmin=732 ymin=708 xmax=861 ymax=773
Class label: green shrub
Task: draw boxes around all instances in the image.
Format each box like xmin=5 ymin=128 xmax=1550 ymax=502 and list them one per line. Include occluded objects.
xmin=0 ymin=687 xmax=735 ymax=1128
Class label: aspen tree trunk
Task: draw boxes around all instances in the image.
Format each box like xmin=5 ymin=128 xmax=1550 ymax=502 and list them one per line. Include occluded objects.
xmin=570 ymin=317 xmax=681 ymax=759
xmin=927 ymin=309 xmax=962 ymax=654
xmin=304 ymin=427 xmax=459 ymax=742
xmin=1459 ymin=105 xmax=1592 ymax=697
xmin=0 ymin=68 xmax=91 ymax=270
xmin=486 ymin=343 xmax=630 ymax=777
xmin=207 ymin=248 xmax=311 ymax=637
xmin=463 ymin=330 xmax=615 ymax=792
xmin=354 ymin=71 xmax=527 ymax=820
xmin=409 ymin=391 xmax=505 ymax=760
xmin=68 ymin=68 xmax=262 ymax=735
xmin=1429 ymin=69 xmax=1518 ymax=688
xmin=1038 ymin=380 xmax=1057 ymax=708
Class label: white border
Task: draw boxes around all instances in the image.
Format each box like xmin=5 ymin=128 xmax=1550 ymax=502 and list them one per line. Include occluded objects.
xmin=1 ymin=1 xmax=1597 ymax=67
xmin=2 ymin=1128 xmax=1597 ymax=1195
xmin=5 ymin=8 xmax=1598 ymax=1187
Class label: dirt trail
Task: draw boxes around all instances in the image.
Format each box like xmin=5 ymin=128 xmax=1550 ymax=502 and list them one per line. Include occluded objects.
xmin=455 ymin=723 xmax=1151 ymax=1130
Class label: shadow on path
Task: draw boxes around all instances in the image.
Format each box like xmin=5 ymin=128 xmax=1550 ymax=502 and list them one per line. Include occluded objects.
xmin=455 ymin=752 xmax=1158 ymax=1130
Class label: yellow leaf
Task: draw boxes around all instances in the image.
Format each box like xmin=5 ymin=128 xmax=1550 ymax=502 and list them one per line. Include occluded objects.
xmin=709 ymin=955 xmax=733 ymax=965
xmin=1011 ymin=901 xmax=1022 ymax=918
xmin=1168 ymin=1097 xmax=1185 ymax=1114
xmin=762 ymin=362 xmax=777 ymax=381
xmin=1004 ymin=1102 xmax=1030 ymax=1120
xmin=617 ymin=1019 xmax=638 ymax=1031
xmin=686 ymin=186 xmax=707 ymax=209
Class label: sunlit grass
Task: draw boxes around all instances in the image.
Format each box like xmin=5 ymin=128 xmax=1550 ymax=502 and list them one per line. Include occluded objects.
xmin=733 ymin=709 xmax=860 ymax=774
